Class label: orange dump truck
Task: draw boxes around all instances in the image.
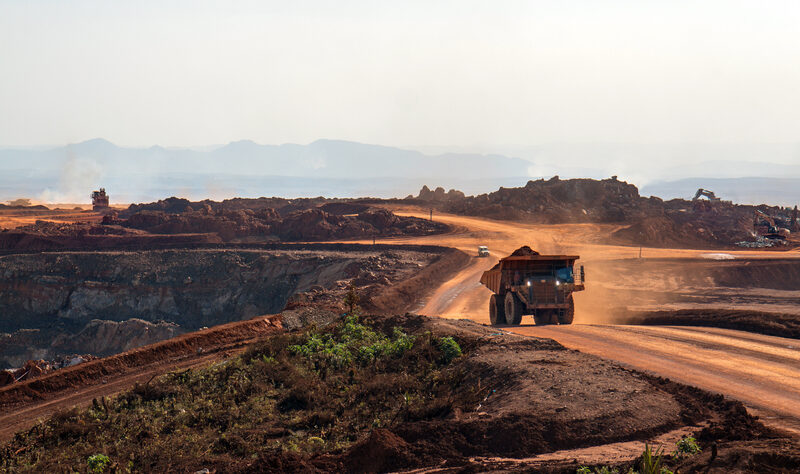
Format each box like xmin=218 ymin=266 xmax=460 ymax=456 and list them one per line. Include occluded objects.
xmin=480 ymin=246 xmax=585 ymax=326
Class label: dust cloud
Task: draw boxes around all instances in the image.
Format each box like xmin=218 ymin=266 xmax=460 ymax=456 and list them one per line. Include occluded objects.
xmin=38 ymin=151 xmax=104 ymax=204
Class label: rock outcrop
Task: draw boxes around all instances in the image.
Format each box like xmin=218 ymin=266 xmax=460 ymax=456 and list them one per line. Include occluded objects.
xmin=415 ymin=185 xmax=466 ymax=202
xmin=119 ymin=206 xmax=447 ymax=242
xmin=49 ymin=319 xmax=182 ymax=357
xmin=444 ymin=176 xmax=651 ymax=223
xmin=0 ymin=247 xmax=438 ymax=366
xmin=418 ymin=177 xmax=779 ymax=248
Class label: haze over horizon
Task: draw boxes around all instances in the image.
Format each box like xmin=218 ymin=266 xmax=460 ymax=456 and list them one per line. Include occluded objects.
xmin=2 ymin=137 xmax=800 ymax=207
xmin=2 ymin=1 xmax=799 ymax=204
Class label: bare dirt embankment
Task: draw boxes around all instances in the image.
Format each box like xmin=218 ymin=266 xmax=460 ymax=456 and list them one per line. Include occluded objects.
xmin=2 ymin=313 xmax=789 ymax=472
xmin=0 ymin=313 xmax=285 ymax=442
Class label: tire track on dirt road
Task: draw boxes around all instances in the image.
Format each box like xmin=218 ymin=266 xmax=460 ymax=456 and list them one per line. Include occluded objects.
xmin=508 ymin=324 xmax=800 ymax=434
xmin=366 ymin=207 xmax=800 ymax=434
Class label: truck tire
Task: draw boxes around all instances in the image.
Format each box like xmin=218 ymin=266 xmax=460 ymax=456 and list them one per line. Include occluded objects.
xmin=489 ymin=293 xmax=505 ymax=326
xmin=504 ymin=292 xmax=523 ymax=325
xmin=558 ymin=295 xmax=575 ymax=325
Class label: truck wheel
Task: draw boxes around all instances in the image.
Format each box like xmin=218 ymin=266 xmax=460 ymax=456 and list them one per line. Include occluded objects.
xmin=504 ymin=292 xmax=523 ymax=325
xmin=558 ymin=295 xmax=575 ymax=325
xmin=489 ymin=294 xmax=505 ymax=326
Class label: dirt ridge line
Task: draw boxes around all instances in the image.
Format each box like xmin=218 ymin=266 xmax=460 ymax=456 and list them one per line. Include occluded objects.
xmin=0 ymin=314 xmax=282 ymax=410
xmin=0 ymin=241 xmax=460 ymax=256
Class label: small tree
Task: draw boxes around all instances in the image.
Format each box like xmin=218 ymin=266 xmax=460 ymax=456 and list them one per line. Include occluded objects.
xmin=344 ymin=282 xmax=360 ymax=315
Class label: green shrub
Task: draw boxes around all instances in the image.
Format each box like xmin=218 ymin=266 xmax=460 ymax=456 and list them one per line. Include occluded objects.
xmin=639 ymin=444 xmax=672 ymax=474
xmin=674 ymin=436 xmax=701 ymax=458
xmin=289 ymin=316 xmax=415 ymax=368
xmin=438 ymin=336 xmax=462 ymax=363
xmin=1 ymin=316 xmax=477 ymax=472
xmin=87 ymin=453 xmax=111 ymax=473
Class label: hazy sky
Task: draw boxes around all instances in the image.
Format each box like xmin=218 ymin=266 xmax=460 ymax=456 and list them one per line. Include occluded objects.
xmin=2 ymin=1 xmax=800 ymax=152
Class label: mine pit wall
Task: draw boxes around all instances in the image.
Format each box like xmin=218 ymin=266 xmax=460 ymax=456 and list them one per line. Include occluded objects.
xmin=0 ymin=243 xmax=467 ymax=367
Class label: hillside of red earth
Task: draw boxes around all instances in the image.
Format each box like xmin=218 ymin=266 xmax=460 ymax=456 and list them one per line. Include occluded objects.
xmin=115 ymin=196 xmax=447 ymax=242
xmin=2 ymin=313 xmax=796 ymax=472
xmin=0 ymin=220 xmax=221 ymax=252
xmin=0 ymin=244 xmax=468 ymax=378
xmin=0 ymin=196 xmax=448 ymax=252
xmin=412 ymin=177 xmax=799 ymax=249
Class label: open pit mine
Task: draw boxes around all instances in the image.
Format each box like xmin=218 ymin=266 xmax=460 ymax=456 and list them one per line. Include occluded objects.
xmin=1 ymin=178 xmax=800 ymax=472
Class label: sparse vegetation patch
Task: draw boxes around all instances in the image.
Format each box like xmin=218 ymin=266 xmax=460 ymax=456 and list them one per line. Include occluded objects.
xmin=0 ymin=315 xmax=478 ymax=472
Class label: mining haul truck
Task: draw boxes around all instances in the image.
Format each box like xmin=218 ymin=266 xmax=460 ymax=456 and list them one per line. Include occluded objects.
xmin=480 ymin=246 xmax=585 ymax=326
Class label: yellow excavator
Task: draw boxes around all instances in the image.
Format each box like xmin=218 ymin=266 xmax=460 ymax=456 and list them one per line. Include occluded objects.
xmin=692 ymin=188 xmax=721 ymax=202
xmin=754 ymin=210 xmax=791 ymax=240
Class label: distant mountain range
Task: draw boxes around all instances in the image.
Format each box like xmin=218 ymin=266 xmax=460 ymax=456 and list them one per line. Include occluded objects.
xmin=1 ymin=138 xmax=799 ymax=205
xmin=0 ymin=139 xmax=533 ymax=203
xmin=0 ymin=138 xmax=533 ymax=179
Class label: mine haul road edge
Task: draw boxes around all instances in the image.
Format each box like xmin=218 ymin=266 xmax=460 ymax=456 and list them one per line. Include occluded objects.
xmin=363 ymin=208 xmax=800 ymax=435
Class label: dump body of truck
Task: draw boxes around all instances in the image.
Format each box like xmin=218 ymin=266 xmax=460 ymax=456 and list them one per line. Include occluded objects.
xmin=480 ymin=249 xmax=584 ymax=326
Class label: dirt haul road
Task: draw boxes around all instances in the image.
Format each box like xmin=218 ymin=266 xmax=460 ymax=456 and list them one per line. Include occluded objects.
xmin=355 ymin=208 xmax=800 ymax=433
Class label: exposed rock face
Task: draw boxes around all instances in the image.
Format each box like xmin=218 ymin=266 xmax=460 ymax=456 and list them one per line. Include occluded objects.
xmin=49 ymin=319 xmax=181 ymax=357
xmin=1 ymin=319 xmax=179 ymax=369
xmin=416 ymin=185 xmax=466 ymax=202
xmin=0 ymin=250 xmax=390 ymax=331
xmin=0 ymin=247 xmax=437 ymax=366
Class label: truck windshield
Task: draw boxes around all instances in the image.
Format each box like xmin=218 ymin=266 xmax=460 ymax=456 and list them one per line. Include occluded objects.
xmin=555 ymin=267 xmax=574 ymax=283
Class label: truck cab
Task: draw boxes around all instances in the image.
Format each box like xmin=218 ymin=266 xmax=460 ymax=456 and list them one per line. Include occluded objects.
xmin=477 ymin=246 xmax=490 ymax=257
